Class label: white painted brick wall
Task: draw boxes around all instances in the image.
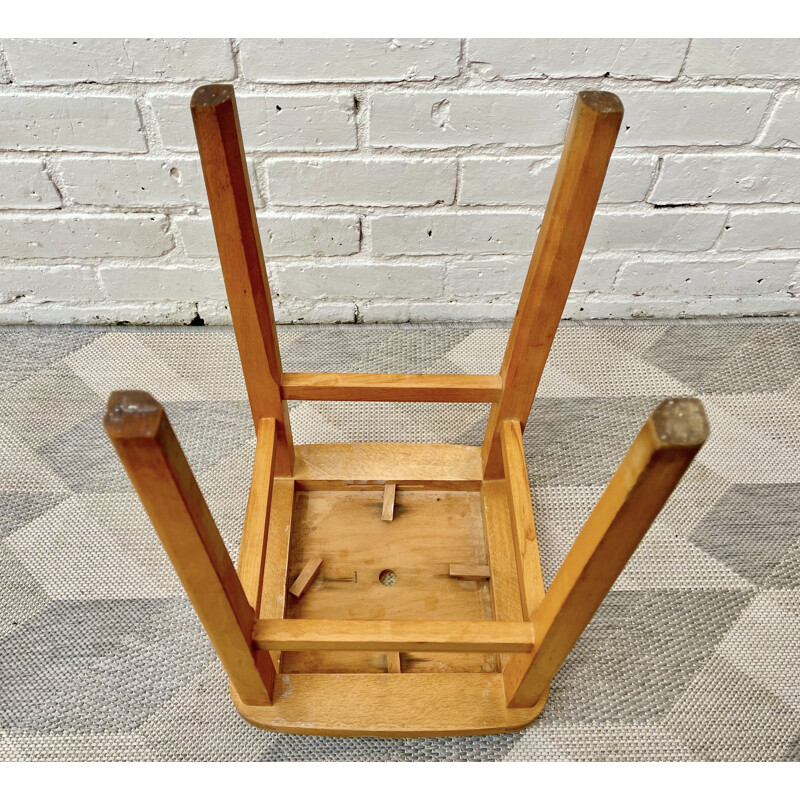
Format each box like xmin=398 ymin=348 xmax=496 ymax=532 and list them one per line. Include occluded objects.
xmin=0 ymin=160 xmax=61 ymax=208
xmin=466 ymin=39 xmax=690 ymax=81
xmin=3 ymin=39 xmax=236 ymax=84
xmin=240 ymin=39 xmax=460 ymax=83
xmin=459 ymin=155 xmax=656 ymax=204
xmin=0 ymin=95 xmax=146 ymax=152
xmin=264 ymin=157 xmax=456 ymax=206
xmin=0 ymin=37 xmax=797 ymax=325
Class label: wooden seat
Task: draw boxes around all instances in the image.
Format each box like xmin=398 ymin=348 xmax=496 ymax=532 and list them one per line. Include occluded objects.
xmin=103 ymin=85 xmax=709 ymax=737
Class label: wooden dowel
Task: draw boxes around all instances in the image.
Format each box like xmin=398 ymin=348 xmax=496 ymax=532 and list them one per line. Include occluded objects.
xmin=191 ymin=84 xmax=293 ymax=476
xmin=386 ymin=652 xmax=402 ymax=673
xmin=500 ymin=420 xmax=545 ymax=619
xmin=504 ymin=397 xmax=709 ymax=708
xmin=103 ymin=390 xmax=274 ymax=705
xmin=289 ymin=557 xmax=324 ymax=599
xmin=237 ymin=417 xmax=277 ymax=614
xmin=482 ymin=92 xmax=624 ymax=478
xmin=252 ymin=619 xmax=535 ymax=653
xmin=381 ymin=482 xmax=397 ymax=521
xmin=449 ymin=564 xmax=491 ymax=581
xmin=280 ymin=372 xmax=503 ymax=403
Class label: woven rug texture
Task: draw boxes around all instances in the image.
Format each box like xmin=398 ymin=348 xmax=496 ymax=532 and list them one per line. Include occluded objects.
xmin=0 ymin=319 xmax=798 ymax=761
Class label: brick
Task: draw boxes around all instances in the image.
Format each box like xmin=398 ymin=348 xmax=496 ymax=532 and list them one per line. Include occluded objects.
xmin=759 ymin=90 xmax=800 ymax=148
xmin=60 ymin=156 xmax=263 ymax=208
xmin=0 ymin=301 xmax=198 ymax=325
xmin=370 ymin=91 xmax=571 ymax=149
xmin=720 ymin=210 xmax=800 ymax=251
xmin=586 ymin=210 xmax=726 ymax=251
xmin=264 ymin=157 xmax=456 ymax=206
xmin=151 ymin=93 xmax=356 ymax=152
xmin=0 ymin=265 xmax=102 ymax=302
xmin=99 ymin=265 xmax=226 ymax=301
xmin=0 ymin=213 xmax=172 ymax=258
xmin=445 ymin=254 xmax=622 ymax=298
xmin=617 ymin=89 xmax=771 ymax=146
xmin=459 ymin=154 xmax=656 ymax=205
xmin=240 ymin=38 xmax=459 ymax=82
xmin=178 ymin=214 xmax=360 ymax=258
xmin=276 ymin=262 xmax=442 ymax=300
xmin=614 ymin=257 xmax=797 ymax=296
xmin=467 ymin=39 xmax=688 ymax=80
xmin=406 ymin=301 xmax=517 ymax=323
xmin=370 ymin=212 xmax=542 ymax=255
xmin=60 ymin=157 xmax=206 ymax=207
xmin=650 ymin=154 xmax=800 ymax=204
xmin=685 ymin=39 xmax=800 ymax=78
xmin=358 ymin=300 xmax=519 ymax=323
xmin=274 ymin=301 xmax=357 ymax=324
xmin=2 ymin=38 xmax=234 ymax=84
xmin=0 ymin=95 xmax=146 ymax=152
xmin=0 ymin=160 xmax=61 ymax=208
xmin=371 ymin=209 xmax=725 ymax=255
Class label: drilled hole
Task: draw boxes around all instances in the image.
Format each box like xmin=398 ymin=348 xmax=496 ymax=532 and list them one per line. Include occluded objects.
xmin=379 ymin=569 xmax=397 ymax=586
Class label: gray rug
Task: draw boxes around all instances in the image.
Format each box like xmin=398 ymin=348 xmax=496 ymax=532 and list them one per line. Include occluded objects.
xmin=0 ymin=319 xmax=798 ymax=761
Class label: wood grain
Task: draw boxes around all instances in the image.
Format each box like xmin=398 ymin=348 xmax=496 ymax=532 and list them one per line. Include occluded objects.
xmin=449 ymin=564 xmax=491 ymax=581
xmin=386 ymin=652 xmax=402 ymax=674
xmin=253 ymin=619 xmax=533 ymax=652
xmin=232 ymin=673 xmax=547 ymax=736
xmin=500 ymin=419 xmax=545 ymax=619
xmin=258 ymin=477 xmax=295 ymax=672
xmin=482 ymin=91 xmax=623 ymax=477
xmin=282 ymin=488 xmax=495 ymax=675
xmin=292 ymin=442 xmax=483 ymax=490
xmin=281 ymin=372 xmax=502 ymax=403
xmin=104 ymin=390 xmax=274 ymax=705
xmin=237 ymin=417 xmax=276 ymax=613
xmin=381 ymin=483 xmax=397 ymax=521
xmin=289 ymin=557 xmax=324 ymax=599
xmin=504 ymin=397 xmax=709 ymax=707
xmin=481 ymin=479 xmax=526 ymax=670
xmin=191 ymin=84 xmax=293 ymax=475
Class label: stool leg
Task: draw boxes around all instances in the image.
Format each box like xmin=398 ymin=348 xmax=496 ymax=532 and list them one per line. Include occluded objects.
xmin=504 ymin=398 xmax=709 ymax=708
xmin=191 ymin=84 xmax=293 ymax=477
xmin=482 ymin=92 xmax=623 ymax=478
xmin=104 ymin=390 xmax=275 ymax=706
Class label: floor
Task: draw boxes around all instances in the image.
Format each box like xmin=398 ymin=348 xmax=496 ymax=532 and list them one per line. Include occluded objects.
xmin=0 ymin=318 xmax=798 ymax=761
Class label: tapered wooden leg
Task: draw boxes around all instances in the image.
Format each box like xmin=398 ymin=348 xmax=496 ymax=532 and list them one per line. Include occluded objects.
xmin=191 ymin=84 xmax=293 ymax=476
xmin=103 ymin=390 xmax=275 ymax=705
xmin=504 ymin=398 xmax=709 ymax=708
xmin=482 ymin=92 xmax=624 ymax=478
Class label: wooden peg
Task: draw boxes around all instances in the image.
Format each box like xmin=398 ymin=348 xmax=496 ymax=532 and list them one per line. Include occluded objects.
xmin=381 ymin=482 xmax=397 ymax=521
xmin=289 ymin=557 xmax=324 ymax=599
xmin=387 ymin=652 xmax=402 ymax=674
xmin=449 ymin=564 xmax=491 ymax=581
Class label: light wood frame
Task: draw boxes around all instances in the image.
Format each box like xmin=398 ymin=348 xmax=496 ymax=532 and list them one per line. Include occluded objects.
xmin=103 ymin=85 xmax=709 ymax=737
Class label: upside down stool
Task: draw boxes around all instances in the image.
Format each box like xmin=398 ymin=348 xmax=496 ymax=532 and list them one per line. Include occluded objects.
xmin=103 ymin=85 xmax=710 ymax=737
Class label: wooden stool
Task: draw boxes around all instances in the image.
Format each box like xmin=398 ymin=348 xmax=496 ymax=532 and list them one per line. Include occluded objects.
xmin=103 ymin=86 xmax=709 ymax=737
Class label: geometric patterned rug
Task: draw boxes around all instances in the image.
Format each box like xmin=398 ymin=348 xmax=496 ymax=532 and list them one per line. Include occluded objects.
xmin=1 ymin=318 xmax=798 ymax=761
